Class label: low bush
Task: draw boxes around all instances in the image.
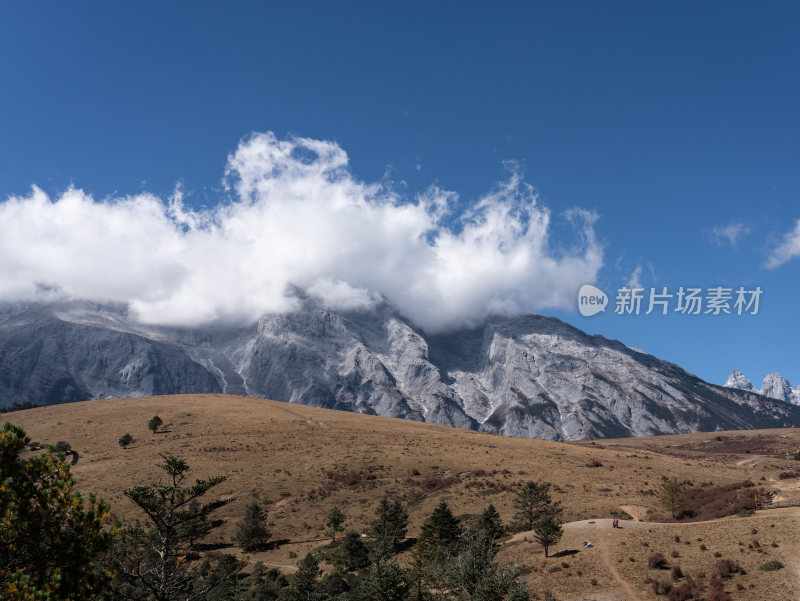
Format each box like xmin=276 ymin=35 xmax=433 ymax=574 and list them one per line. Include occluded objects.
xmin=713 ymin=558 xmax=744 ymax=579
xmin=759 ymin=560 xmax=785 ymax=571
xmin=649 ymin=553 xmax=668 ymax=569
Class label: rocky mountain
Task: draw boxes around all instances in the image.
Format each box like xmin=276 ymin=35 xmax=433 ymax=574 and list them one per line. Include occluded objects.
xmin=724 ymin=370 xmax=800 ymax=406
xmin=724 ymin=370 xmax=755 ymax=392
xmin=1 ymin=296 xmax=798 ymax=440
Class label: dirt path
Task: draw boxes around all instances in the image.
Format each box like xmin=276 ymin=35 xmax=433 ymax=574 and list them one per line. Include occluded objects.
xmin=595 ymin=535 xmax=642 ymax=601
xmin=735 ymin=454 xmax=767 ymax=467
xmin=509 ymin=509 xmax=800 ymax=600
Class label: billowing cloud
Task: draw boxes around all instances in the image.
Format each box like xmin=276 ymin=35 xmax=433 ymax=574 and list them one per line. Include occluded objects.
xmin=0 ymin=132 xmax=603 ymax=331
xmin=766 ymin=219 xmax=800 ymax=269
xmin=709 ymin=222 xmax=750 ymax=246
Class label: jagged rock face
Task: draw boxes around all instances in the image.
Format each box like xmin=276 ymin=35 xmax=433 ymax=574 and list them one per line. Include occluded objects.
xmin=1 ymin=299 xmax=799 ymax=440
xmin=0 ymin=307 xmax=222 ymax=405
xmin=760 ymin=372 xmax=796 ymax=404
xmin=723 ymin=370 xmax=800 ymax=406
xmin=724 ymin=370 xmax=755 ymax=392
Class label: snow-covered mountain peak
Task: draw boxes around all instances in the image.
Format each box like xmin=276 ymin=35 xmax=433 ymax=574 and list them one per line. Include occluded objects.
xmin=724 ymin=370 xmax=754 ymax=392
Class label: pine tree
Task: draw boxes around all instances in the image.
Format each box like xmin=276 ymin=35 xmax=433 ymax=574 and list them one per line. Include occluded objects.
xmin=284 ymin=552 xmax=324 ymax=601
xmin=477 ymin=504 xmax=505 ymax=540
xmin=336 ymin=530 xmax=370 ymax=571
xmin=356 ymin=560 xmax=409 ymax=601
xmin=119 ymin=433 xmax=134 ymax=449
xmin=370 ymin=495 xmax=409 ymax=552
xmin=234 ymin=499 xmax=271 ymax=552
xmin=441 ymin=530 xmax=530 ymax=600
xmin=325 ymin=506 xmax=346 ymax=543
xmin=418 ymin=501 xmax=462 ymax=560
xmin=511 ymin=481 xmax=562 ymax=532
xmin=114 ymin=454 xmax=244 ymax=601
xmin=0 ymin=422 xmax=118 ymax=600
xmin=533 ymin=516 xmax=563 ymax=558
xmin=180 ymin=499 xmax=222 ymax=553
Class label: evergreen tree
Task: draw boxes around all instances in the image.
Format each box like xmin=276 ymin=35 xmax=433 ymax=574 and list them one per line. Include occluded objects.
xmin=180 ymin=499 xmax=223 ymax=553
xmin=660 ymin=478 xmax=687 ymax=519
xmin=476 ymin=504 xmax=505 ymax=541
xmin=533 ymin=516 xmax=563 ymax=558
xmin=418 ymin=501 xmax=462 ymax=560
xmin=0 ymin=422 xmax=117 ymax=601
xmin=119 ymin=433 xmax=134 ymax=449
xmin=510 ymin=482 xmax=562 ymax=532
xmin=335 ymin=530 xmax=370 ymax=571
xmin=356 ymin=560 xmax=409 ymax=601
xmin=234 ymin=500 xmax=271 ymax=552
xmin=113 ymin=454 xmax=244 ymax=601
xmin=243 ymin=562 xmax=288 ymax=601
xmin=282 ymin=552 xmax=324 ymax=601
xmin=441 ymin=530 xmax=530 ymax=600
xmin=148 ymin=415 xmax=164 ymax=435
xmin=370 ymin=496 xmax=408 ymax=552
xmin=325 ymin=506 xmax=346 ymax=543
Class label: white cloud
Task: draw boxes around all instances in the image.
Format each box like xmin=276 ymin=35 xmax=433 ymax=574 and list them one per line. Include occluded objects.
xmin=0 ymin=132 xmax=603 ymax=331
xmin=766 ymin=219 xmax=800 ymax=269
xmin=626 ymin=265 xmax=643 ymax=288
xmin=709 ymin=222 xmax=750 ymax=246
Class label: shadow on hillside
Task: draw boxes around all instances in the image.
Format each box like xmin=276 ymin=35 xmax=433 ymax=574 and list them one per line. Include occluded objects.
xmin=396 ymin=538 xmax=417 ymax=553
xmin=195 ymin=542 xmax=234 ymax=551
xmin=552 ymin=549 xmax=579 ymax=558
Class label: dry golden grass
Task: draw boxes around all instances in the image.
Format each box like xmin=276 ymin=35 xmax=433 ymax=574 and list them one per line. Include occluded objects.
xmin=5 ymin=394 xmax=800 ymax=600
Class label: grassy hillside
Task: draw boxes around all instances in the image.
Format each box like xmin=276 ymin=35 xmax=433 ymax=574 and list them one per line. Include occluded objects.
xmin=5 ymin=394 xmax=800 ymax=600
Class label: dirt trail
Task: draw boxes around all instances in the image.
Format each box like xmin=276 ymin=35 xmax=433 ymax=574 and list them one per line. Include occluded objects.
xmin=509 ymin=509 xmax=800 ymax=600
xmin=595 ymin=535 xmax=642 ymax=601
xmin=562 ymin=520 xmax=644 ymax=601
xmin=735 ymin=454 xmax=767 ymax=467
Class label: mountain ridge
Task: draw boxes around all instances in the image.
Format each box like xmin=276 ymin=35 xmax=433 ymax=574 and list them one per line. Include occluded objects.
xmin=1 ymin=296 xmax=798 ymax=440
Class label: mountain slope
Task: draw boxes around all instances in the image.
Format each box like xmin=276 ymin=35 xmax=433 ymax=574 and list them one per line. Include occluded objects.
xmin=1 ymin=297 xmax=798 ymax=440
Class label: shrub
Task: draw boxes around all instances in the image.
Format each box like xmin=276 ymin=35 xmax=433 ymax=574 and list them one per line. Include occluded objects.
xmin=671 ymin=566 xmax=683 ymax=580
xmin=713 ymin=559 xmax=743 ymax=579
xmin=667 ymin=577 xmax=700 ymax=601
xmin=586 ymin=460 xmax=603 ymax=468
xmin=54 ymin=440 xmax=71 ymax=454
xmin=649 ymin=553 xmax=668 ymax=569
xmin=118 ymin=433 xmax=134 ymax=449
xmin=759 ymin=560 xmax=785 ymax=571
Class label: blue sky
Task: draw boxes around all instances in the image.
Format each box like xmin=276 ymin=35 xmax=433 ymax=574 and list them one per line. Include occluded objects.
xmin=1 ymin=1 xmax=799 ymax=388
